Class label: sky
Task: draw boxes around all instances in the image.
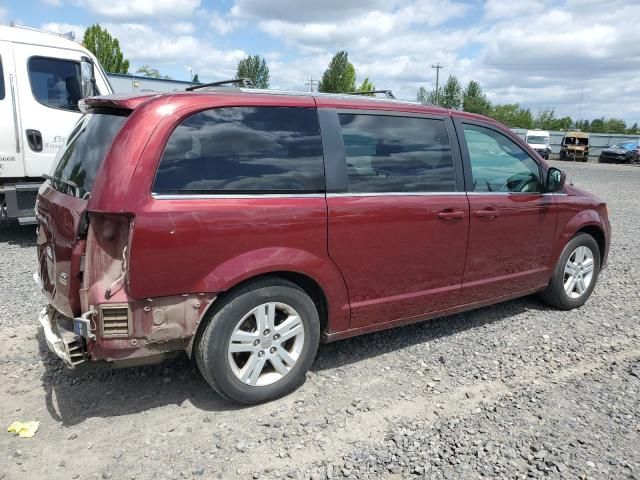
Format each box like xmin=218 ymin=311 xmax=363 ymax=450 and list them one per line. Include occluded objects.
xmin=2 ymin=0 xmax=640 ymax=124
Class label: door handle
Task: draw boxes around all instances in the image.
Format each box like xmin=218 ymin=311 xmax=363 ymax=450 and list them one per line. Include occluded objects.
xmin=26 ymin=130 xmax=43 ymax=152
xmin=474 ymin=208 xmax=500 ymax=219
xmin=437 ymin=209 xmax=465 ymax=221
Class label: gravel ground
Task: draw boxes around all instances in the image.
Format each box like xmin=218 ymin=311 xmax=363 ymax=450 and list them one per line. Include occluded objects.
xmin=0 ymin=161 xmax=639 ymax=480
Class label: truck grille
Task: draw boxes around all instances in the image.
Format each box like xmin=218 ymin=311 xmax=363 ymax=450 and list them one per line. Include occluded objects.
xmin=100 ymin=305 xmax=131 ymax=337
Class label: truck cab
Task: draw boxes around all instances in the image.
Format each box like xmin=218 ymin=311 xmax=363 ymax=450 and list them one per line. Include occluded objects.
xmin=0 ymin=25 xmax=112 ymax=224
xmin=525 ymin=129 xmax=551 ymax=160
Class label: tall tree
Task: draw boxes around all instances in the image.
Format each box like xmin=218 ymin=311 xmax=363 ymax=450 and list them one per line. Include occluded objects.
xmin=462 ymin=80 xmax=491 ymax=115
xmin=606 ymin=118 xmax=627 ymax=134
xmin=236 ymin=55 xmax=270 ymax=89
xmin=136 ymin=65 xmax=172 ymax=79
xmin=192 ymin=73 xmax=200 ymax=84
xmin=439 ymin=75 xmax=463 ymax=109
xmin=82 ymin=24 xmax=129 ymax=74
xmin=318 ymin=51 xmax=356 ymax=93
xmin=416 ymin=86 xmax=428 ymax=104
xmin=628 ymin=122 xmax=639 ymax=134
xmin=356 ymin=77 xmax=375 ymax=95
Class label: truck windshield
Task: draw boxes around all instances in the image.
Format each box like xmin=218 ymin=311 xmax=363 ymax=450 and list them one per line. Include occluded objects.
xmin=49 ymin=111 xmax=129 ymax=198
xmin=526 ymin=136 xmax=548 ymax=145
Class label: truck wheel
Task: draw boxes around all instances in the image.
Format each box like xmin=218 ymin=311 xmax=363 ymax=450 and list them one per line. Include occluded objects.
xmin=539 ymin=233 xmax=601 ymax=310
xmin=196 ymin=277 xmax=320 ymax=404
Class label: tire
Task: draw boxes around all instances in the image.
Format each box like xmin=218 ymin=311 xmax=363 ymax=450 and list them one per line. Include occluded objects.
xmin=539 ymin=233 xmax=601 ymax=310
xmin=196 ymin=277 xmax=320 ymax=404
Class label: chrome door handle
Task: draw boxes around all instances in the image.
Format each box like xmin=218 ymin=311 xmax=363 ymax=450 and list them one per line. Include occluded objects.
xmin=474 ymin=208 xmax=500 ymax=219
xmin=437 ymin=209 xmax=465 ymax=221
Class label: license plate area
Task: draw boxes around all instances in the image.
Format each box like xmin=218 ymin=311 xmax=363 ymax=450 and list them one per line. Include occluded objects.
xmin=73 ymin=317 xmax=92 ymax=339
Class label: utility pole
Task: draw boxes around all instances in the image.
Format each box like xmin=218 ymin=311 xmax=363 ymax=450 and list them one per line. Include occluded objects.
xmin=431 ymin=63 xmax=443 ymax=106
xmin=305 ymin=77 xmax=318 ymax=92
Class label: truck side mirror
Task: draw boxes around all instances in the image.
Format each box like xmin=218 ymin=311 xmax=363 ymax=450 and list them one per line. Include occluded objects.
xmin=80 ymin=57 xmax=97 ymax=98
xmin=546 ymin=167 xmax=566 ymax=193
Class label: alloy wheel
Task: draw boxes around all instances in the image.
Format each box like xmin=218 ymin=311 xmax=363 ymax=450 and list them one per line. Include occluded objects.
xmin=563 ymin=246 xmax=595 ymax=299
xmin=227 ymin=302 xmax=305 ymax=387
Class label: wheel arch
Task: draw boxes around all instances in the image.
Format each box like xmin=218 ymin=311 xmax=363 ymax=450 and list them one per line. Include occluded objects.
xmin=575 ymin=224 xmax=606 ymax=266
xmin=188 ymin=270 xmax=332 ymax=359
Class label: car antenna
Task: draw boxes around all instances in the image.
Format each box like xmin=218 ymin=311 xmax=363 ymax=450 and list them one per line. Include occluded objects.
xmin=347 ymin=90 xmax=396 ymax=100
xmin=186 ymin=78 xmax=255 ymax=91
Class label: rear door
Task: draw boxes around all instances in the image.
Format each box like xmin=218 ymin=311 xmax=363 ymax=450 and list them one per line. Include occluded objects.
xmin=325 ymin=110 xmax=469 ymax=328
xmin=36 ymin=111 xmax=129 ymax=317
xmin=0 ymin=41 xmax=23 ymax=177
xmin=456 ymin=120 xmax=557 ymax=303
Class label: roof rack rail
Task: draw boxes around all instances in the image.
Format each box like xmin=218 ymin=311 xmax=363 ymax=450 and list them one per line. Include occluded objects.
xmin=9 ymin=22 xmax=76 ymax=40
xmin=347 ymin=90 xmax=396 ymax=100
xmin=186 ymin=78 xmax=255 ymax=91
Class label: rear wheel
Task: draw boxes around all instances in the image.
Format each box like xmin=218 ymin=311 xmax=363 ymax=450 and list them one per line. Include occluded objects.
xmin=539 ymin=233 xmax=601 ymax=310
xmin=196 ymin=277 xmax=320 ymax=404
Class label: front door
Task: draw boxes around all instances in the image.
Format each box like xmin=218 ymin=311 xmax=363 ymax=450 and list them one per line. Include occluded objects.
xmin=0 ymin=41 xmax=23 ymax=177
xmin=327 ymin=112 xmax=469 ymax=329
xmin=457 ymin=121 xmax=557 ymax=304
xmin=12 ymin=43 xmax=89 ymax=178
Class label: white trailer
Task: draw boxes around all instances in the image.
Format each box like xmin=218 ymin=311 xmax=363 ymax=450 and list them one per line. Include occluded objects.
xmin=0 ymin=25 xmax=112 ymax=224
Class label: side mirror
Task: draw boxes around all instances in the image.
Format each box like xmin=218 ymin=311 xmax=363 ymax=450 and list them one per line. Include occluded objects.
xmin=546 ymin=167 xmax=566 ymax=193
xmin=80 ymin=56 xmax=97 ymax=99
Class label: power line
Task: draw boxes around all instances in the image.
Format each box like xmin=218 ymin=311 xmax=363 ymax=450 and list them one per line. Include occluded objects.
xmin=431 ymin=63 xmax=443 ymax=106
xmin=305 ymin=77 xmax=319 ymax=92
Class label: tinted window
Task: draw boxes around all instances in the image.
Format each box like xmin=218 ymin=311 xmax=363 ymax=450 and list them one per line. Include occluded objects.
xmin=463 ymin=124 xmax=541 ymax=193
xmin=0 ymin=58 xmax=4 ymax=100
xmin=338 ymin=114 xmax=455 ymax=193
xmin=51 ymin=112 xmax=128 ymax=197
xmin=28 ymin=57 xmax=82 ymax=111
xmin=154 ymin=107 xmax=325 ymax=194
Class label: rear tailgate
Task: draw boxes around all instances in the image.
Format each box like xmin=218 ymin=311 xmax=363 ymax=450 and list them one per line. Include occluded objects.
xmin=36 ymin=184 xmax=87 ymax=317
xmin=35 ymin=109 xmax=131 ymax=318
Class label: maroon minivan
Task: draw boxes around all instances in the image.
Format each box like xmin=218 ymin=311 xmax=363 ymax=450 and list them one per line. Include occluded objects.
xmin=35 ymin=86 xmax=611 ymax=403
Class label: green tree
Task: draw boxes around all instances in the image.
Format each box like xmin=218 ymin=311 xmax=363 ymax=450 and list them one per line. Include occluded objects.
xmin=426 ymin=88 xmax=440 ymax=105
xmin=356 ymin=77 xmax=375 ymax=95
xmin=192 ymin=73 xmax=200 ymax=84
xmin=136 ymin=65 xmax=172 ymax=79
xmin=416 ymin=86 xmax=428 ymax=103
xmin=590 ymin=117 xmax=606 ymax=133
xmin=439 ymin=75 xmax=463 ymax=109
xmin=318 ymin=51 xmax=356 ymax=93
xmin=489 ymin=103 xmax=534 ymax=128
xmin=236 ymin=55 xmax=270 ymax=89
xmin=462 ymin=80 xmax=491 ymax=115
xmin=606 ymin=118 xmax=627 ymax=134
xmin=82 ymin=24 xmax=129 ymax=74
xmin=628 ymin=122 xmax=639 ymax=134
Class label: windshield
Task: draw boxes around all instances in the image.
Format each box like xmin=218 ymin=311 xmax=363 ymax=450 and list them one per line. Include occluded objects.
xmin=50 ymin=112 xmax=129 ymax=197
xmin=526 ymin=136 xmax=549 ymax=145
xmin=611 ymin=142 xmax=637 ymax=150
xmin=564 ymin=137 xmax=588 ymax=146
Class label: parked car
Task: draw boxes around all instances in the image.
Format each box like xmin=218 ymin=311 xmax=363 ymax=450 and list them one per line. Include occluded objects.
xmin=0 ymin=25 xmax=112 ymax=224
xmin=35 ymin=86 xmax=611 ymax=404
xmin=598 ymin=141 xmax=640 ymax=164
xmin=525 ymin=129 xmax=551 ymax=159
xmin=559 ymin=131 xmax=589 ymax=162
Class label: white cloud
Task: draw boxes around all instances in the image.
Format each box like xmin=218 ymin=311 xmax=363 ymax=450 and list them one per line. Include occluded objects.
xmin=209 ymin=11 xmax=240 ymax=35
xmin=80 ymin=0 xmax=200 ymax=19
xmin=0 ymin=6 xmax=7 ymax=24
xmin=40 ymin=22 xmax=85 ymax=42
xmin=171 ymin=22 xmax=195 ymax=35
xmin=103 ymin=23 xmax=246 ymax=80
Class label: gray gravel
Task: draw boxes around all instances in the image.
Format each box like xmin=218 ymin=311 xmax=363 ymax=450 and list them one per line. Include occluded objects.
xmin=1 ymin=161 xmax=639 ymax=480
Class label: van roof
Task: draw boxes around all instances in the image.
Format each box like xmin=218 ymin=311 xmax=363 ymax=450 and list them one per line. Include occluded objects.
xmin=0 ymin=25 xmax=83 ymax=51
xmin=80 ymin=88 xmax=454 ymax=116
xmin=526 ymin=130 xmax=550 ymax=136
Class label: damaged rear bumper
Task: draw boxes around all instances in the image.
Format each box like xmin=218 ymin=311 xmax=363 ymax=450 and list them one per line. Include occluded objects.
xmin=38 ymin=306 xmax=87 ymax=367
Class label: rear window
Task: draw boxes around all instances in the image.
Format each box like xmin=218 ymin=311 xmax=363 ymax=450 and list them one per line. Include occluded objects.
xmin=153 ymin=107 xmax=325 ymax=194
xmin=50 ymin=112 xmax=128 ymax=197
xmin=28 ymin=57 xmax=83 ymax=111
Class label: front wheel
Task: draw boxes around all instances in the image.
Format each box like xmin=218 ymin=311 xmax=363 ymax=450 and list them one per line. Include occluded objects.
xmin=539 ymin=233 xmax=601 ymax=310
xmin=196 ymin=277 xmax=320 ymax=404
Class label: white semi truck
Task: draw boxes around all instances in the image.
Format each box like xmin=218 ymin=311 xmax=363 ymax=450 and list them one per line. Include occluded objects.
xmin=0 ymin=25 xmax=112 ymax=224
